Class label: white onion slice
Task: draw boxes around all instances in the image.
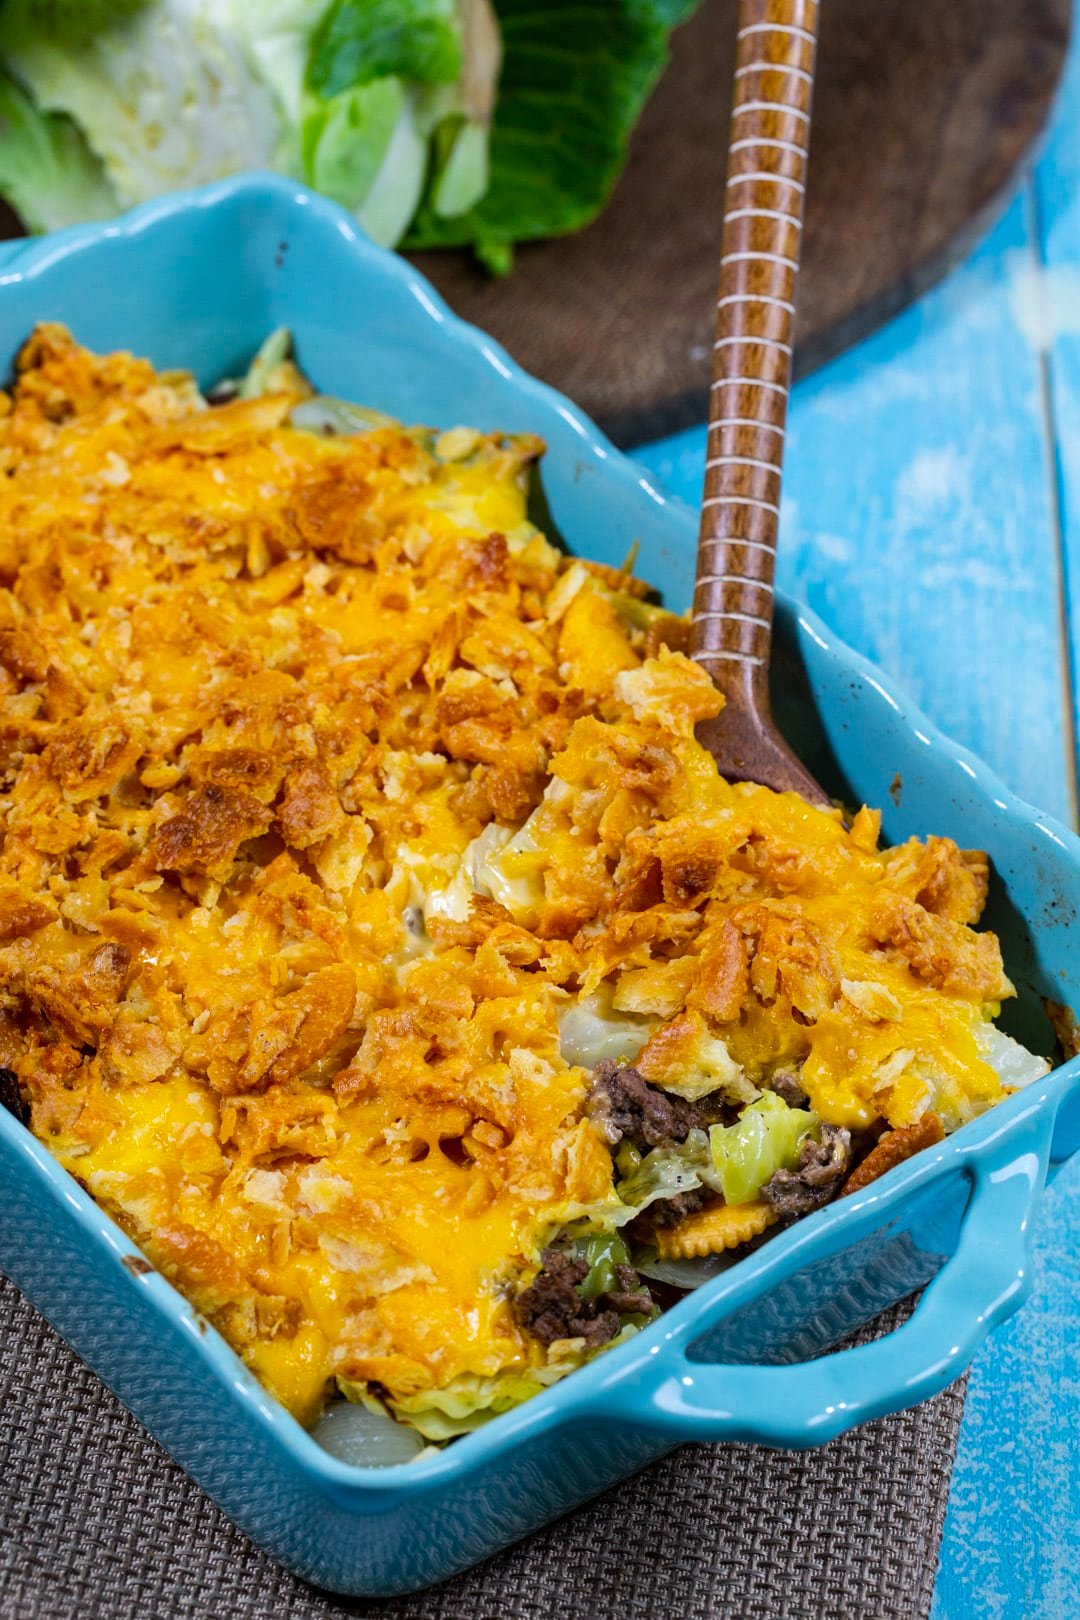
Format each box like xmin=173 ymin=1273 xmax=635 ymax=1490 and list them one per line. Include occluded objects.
xmin=636 ymin=1252 xmax=739 ymax=1290
xmin=311 ymin=1401 xmax=426 ymax=1467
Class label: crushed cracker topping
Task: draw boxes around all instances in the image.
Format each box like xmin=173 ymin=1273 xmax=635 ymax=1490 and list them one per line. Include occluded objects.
xmin=2 ymin=326 xmax=1019 ymax=1430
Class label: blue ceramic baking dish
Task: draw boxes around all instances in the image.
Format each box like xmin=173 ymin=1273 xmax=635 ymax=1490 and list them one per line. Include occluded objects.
xmin=0 ymin=176 xmax=1078 ymax=1597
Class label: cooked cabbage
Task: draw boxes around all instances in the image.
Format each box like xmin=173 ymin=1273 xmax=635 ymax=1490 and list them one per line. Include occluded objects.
xmin=614 ymin=1130 xmax=711 ymax=1213
xmin=662 ymin=1026 xmax=752 ymax=1104
xmin=290 ymin=394 xmax=402 ymax=435
xmin=558 ymin=987 xmax=654 ymax=1069
xmin=345 ymin=1361 xmax=578 ymax=1441
xmin=576 ymin=1230 xmax=631 ymax=1299
xmin=708 ymin=1091 xmax=817 ymax=1206
xmin=976 ymin=1023 xmax=1051 ymax=1090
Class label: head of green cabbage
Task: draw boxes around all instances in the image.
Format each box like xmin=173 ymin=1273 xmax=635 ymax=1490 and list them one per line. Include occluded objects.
xmin=0 ymin=0 xmax=700 ymax=272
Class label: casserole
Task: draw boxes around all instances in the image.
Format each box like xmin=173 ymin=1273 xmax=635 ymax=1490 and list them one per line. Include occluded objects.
xmin=2 ymin=319 xmax=1040 ymax=1443
xmin=0 ymin=175 xmax=1077 ymax=1596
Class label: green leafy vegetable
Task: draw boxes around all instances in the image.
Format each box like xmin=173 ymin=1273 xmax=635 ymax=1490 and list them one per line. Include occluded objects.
xmin=348 ymin=89 xmax=428 ymax=245
xmin=290 ymin=394 xmax=400 ymax=435
xmin=576 ymin=1230 xmax=631 ymax=1299
xmin=2 ymin=2 xmax=283 ymax=211
xmin=343 ymin=1362 xmax=577 ymax=1440
xmin=615 ymin=1130 xmax=711 ymax=1213
xmin=238 ymin=326 xmax=293 ymax=399
xmin=614 ymin=1139 xmax=642 ymax=1180
xmin=344 ymin=1318 xmax=642 ymax=1440
xmin=557 ymin=987 xmax=653 ymax=1069
xmin=0 ymin=67 xmax=117 ymax=231
xmin=0 ymin=0 xmax=702 ymax=264
xmin=308 ymin=0 xmax=462 ymax=98
xmin=430 ymin=114 xmax=489 ymax=217
xmin=302 ymin=76 xmax=407 ymax=211
xmin=405 ymin=0 xmax=701 ymax=270
xmin=2 ymin=0 xmax=151 ymax=40
xmin=709 ymin=1092 xmax=818 ymax=1206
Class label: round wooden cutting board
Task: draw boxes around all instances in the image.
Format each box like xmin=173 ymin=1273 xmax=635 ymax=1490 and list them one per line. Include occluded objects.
xmin=0 ymin=0 xmax=1067 ymax=446
xmin=411 ymin=0 xmax=1071 ymax=445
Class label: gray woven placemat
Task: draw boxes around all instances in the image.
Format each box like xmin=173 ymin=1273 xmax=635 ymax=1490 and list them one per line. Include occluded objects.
xmin=0 ymin=1271 xmax=963 ymax=1620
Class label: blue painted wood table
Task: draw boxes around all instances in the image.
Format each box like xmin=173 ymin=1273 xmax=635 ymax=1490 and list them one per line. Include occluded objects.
xmin=635 ymin=40 xmax=1080 ymax=1620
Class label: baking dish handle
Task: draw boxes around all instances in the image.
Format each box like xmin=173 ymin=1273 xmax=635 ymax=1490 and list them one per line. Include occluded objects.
xmin=597 ymin=1106 xmax=1052 ymax=1446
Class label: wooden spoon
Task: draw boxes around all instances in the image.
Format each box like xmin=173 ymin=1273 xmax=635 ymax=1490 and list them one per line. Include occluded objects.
xmin=690 ymin=0 xmax=829 ymax=806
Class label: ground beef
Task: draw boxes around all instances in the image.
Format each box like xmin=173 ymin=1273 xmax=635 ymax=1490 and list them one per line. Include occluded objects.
xmin=761 ymin=1123 xmax=852 ymax=1216
xmin=763 ymin=1064 xmax=808 ymax=1109
xmin=604 ymin=1263 xmax=655 ymax=1317
xmin=647 ymin=1187 xmax=712 ymax=1228
xmin=587 ymin=1061 xmax=728 ymax=1151
xmin=514 ymin=1250 xmax=653 ymax=1348
xmin=0 ymin=1067 xmax=27 ymax=1126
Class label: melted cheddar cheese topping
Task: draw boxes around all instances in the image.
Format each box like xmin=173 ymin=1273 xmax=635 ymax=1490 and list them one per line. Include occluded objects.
xmin=1 ymin=327 xmax=1016 ymax=1427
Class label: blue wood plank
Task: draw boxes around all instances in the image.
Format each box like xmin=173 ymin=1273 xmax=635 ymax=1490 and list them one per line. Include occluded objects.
xmin=636 ymin=183 xmax=1077 ymax=1620
xmin=1035 ymin=26 xmax=1080 ymax=802
xmin=933 ymin=1159 xmax=1080 ymax=1620
xmin=931 ymin=32 xmax=1080 ymax=1620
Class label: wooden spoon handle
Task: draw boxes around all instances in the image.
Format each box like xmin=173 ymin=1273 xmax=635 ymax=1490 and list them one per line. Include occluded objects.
xmin=691 ymin=0 xmax=819 ymax=734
